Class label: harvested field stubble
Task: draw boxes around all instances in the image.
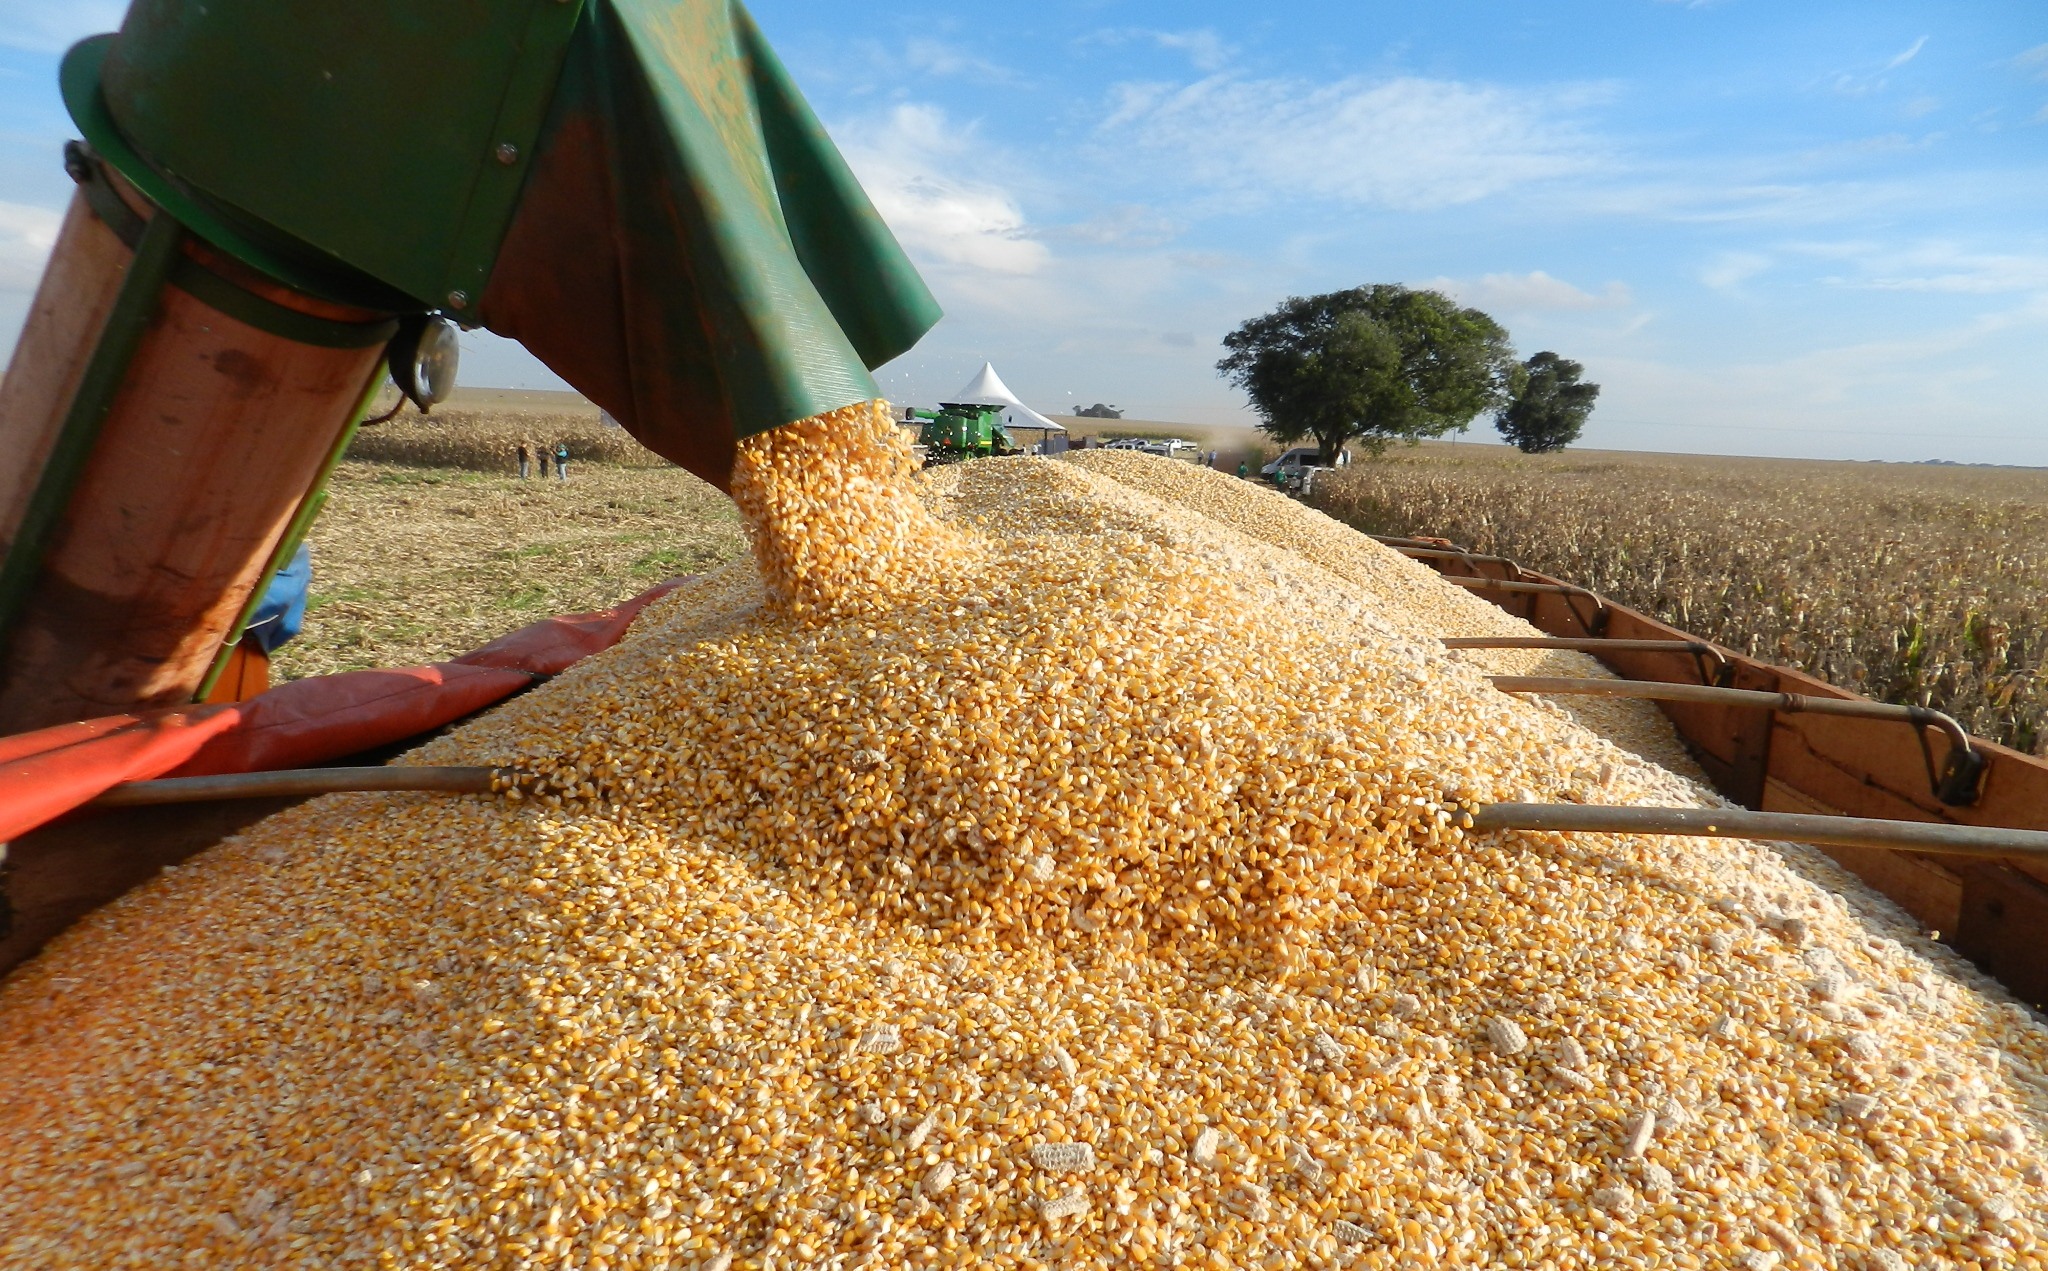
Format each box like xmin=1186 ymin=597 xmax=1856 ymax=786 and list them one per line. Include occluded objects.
xmin=3 ymin=428 xmax=2046 ymax=1269
xmin=1314 ymin=449 xmax=2048 ymax=755
xmin=272 ymin=460 xmax=746 ymax=681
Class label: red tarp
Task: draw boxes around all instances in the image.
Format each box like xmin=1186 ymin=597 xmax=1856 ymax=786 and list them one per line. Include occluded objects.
xmin=0 ymin=578 xmax=686 ymax=843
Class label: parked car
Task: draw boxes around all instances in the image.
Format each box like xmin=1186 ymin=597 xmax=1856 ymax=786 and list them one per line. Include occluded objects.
xmin=1260 ymin=446 xmax=1350 ymax=476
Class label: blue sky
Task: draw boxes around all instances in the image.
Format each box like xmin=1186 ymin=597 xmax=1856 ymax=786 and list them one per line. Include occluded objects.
xmin=3 ymin=2 xmax=2046 ymax=462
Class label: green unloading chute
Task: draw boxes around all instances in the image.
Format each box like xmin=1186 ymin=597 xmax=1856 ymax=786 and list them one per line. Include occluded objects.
xmin=61 ymin=0 xmax=941 ymax=487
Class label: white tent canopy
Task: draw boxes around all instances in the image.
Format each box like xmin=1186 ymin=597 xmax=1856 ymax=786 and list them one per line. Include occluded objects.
xmin=946 ymin=362 xmax=1065 ymax=433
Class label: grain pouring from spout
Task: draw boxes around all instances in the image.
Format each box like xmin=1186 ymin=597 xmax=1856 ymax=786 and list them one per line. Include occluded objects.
xmin=1 ymin=408 xmax=2046 ymax=1269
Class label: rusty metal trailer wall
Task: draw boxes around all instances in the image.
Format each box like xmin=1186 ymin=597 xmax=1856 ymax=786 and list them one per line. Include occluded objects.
xmin=1414 ymin=550 xmax=2048 ymax=1008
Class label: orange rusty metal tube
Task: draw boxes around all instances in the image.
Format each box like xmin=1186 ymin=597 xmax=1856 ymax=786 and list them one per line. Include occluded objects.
xmin=0 ymin=166 xmax=394 ymax=733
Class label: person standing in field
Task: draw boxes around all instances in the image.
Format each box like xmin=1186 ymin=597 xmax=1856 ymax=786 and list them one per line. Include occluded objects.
xmin=516 ymin=440 xmax=532 ymax=480
xmin=555 ymin=442 xmax=571 ymax=482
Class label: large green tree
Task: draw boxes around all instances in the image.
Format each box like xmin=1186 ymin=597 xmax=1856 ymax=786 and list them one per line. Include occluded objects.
xmin=1216 ymin=285 xmax=1516 ymax=463
xmin=1495 ymin=351 xmax=1600 ymax=453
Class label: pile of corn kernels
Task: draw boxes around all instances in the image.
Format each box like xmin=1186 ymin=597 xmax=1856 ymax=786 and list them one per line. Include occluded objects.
xmin=1055 ymin=448 xmax=1701 ymax=777
xmin=2 ymin=402 xmax=2045 ymax=1270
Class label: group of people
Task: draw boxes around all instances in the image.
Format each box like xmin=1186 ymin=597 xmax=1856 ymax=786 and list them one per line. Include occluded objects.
xmin=1224 ymin=457 xmax=1311 ymax=495
xmin=515 ymin=441 xmax=573 ymax=481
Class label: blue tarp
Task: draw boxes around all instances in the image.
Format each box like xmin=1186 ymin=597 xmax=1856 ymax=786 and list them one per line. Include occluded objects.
xmin=244 ymin=543 xmax=311 ymax=655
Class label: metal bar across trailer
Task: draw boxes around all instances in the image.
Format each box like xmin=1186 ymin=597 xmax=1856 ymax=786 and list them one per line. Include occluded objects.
xmin=1385 ymin=537 xmax=2048 ymax=1005
xmin=1471 ymin=803 xmax=2048 ymax=862
xmin=1442 ymin=636 xmax=1716 ymax=655
xmin=1487 ymin=675 xmax=1978 ymax=761
xmin=85 ymin=764 xmax=2048 ymax=864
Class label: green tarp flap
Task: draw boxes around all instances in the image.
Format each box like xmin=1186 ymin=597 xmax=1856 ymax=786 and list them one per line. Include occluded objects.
xmin=480 ymin=0 xmax=942 ymax=487
xmin=86 ymin=0 xmax=585 ymax=311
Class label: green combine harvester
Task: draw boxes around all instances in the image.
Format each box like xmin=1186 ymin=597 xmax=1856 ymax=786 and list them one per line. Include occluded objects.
xmin=909 ymin=404 xmax=1021 ymax=464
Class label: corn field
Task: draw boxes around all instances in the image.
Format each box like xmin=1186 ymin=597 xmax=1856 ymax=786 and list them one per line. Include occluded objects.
xmin=1315 ymin=448 xmax=2048 ymax=756
xmin=345 ymin=409 xmax=669 ymax=470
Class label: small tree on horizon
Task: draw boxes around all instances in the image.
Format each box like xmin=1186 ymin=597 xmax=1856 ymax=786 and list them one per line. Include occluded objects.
xmin=1216 ymin=285 xmax=1516 ymax=465
xmin=1496 ymin=351 xmax=1600 ymax=453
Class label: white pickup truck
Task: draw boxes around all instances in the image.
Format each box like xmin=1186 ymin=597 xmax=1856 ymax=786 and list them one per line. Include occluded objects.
xmin=1260 ymin=446 xmax=1350 ymax=477
xmin=1099 ymin=437 xmax=1202 ymax=462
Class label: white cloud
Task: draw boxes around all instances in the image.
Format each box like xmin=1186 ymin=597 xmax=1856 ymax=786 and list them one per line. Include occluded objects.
xmin=1808 ymin=241 xmax=2048 ymax=295
xmin=901 ymin=39 xmax=1017 ymax=83
xmin=1080 ymin=28 xmax=1237 ymax=73
xmin=1048 ymin=204 xmax=1180 ymax=249
xmin=1825 ymin=37 xmax=1931 ymax=99
xmin=1587 ymin=300 xmax=2048 ymax=462
xmin=1150 ymin=30 xmax=1233 ymax=73
xmin=1099 ymin=74 xmax=1605 ymax=211
xmin=834 ymin=104 xmax=1050 ymax=278
xmin=2013 ymin=43 xmax=2048 ymax=80
xmin=1424 ymin=270 xmax=1632 ymax=312
xmin=0 ymin=199 xmax=61 ymax=291
xmin=1700 ymin=250 xmax=1772 ymax=292
xmin=1883 ymin=36 xmax=1928 ymax=72
xmin=0 ymin=0 xmax=123 ymax=53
